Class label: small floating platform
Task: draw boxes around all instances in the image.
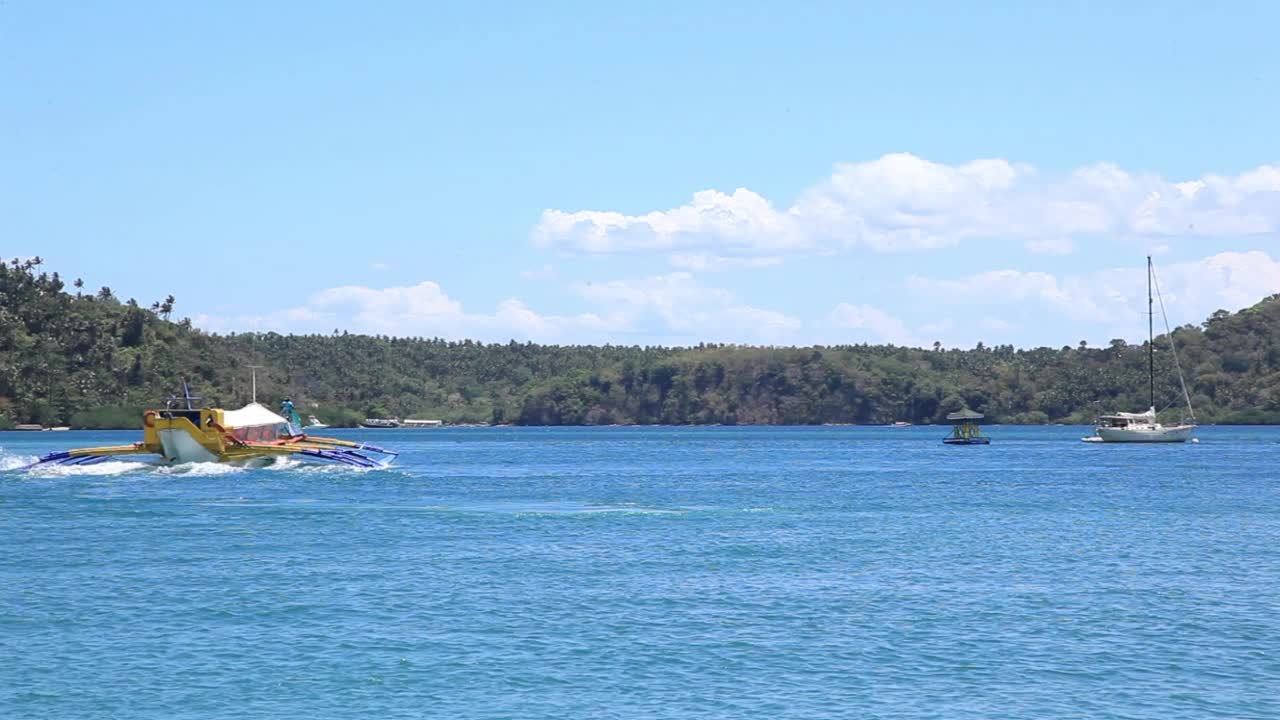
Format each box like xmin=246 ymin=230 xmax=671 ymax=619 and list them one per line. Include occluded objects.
xmin=943 ymin=436 xmax=991 ymax=445
xmin=943 ymin=409 xmax=990 ymax=445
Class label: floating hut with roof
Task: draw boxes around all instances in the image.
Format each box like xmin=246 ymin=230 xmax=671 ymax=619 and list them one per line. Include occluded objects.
xmin=943 ymin=409 xmax=990 ymax=445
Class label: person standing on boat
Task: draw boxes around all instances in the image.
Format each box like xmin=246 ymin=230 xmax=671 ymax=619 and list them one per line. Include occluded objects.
xmin=280 ymin=397 xmax=302 ymax=429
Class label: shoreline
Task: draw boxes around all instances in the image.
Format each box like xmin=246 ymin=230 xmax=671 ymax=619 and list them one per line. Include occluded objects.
xmin=3 ymin=421 xmax=1264 ymax=431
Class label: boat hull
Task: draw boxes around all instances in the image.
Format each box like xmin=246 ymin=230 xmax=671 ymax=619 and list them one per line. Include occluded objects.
xmin=1094 ymin=425 xmax=1195 ymax=443
xmin=23 ymin=400 xmax=400 ymax=470
xmin=158 ymin=428 xmax=220 ymax=462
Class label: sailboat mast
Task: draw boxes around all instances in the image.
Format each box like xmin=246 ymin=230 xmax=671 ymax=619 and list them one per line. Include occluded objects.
xmin=1152 ymin=253 xmax=1162 ymax=409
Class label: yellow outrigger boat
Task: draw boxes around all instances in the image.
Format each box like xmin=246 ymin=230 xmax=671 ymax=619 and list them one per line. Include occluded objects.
xmin=26 ymin=383 xmax=397 ymax=470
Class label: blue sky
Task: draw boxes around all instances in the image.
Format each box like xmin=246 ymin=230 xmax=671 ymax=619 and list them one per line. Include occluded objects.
xmin=4 ymin=1 xmax=1279 ymax=348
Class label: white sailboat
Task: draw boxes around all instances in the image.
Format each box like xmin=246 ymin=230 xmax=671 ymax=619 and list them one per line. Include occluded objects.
xmin=1092 ymin=407 xmax=1195 ymax=443
xmin=1086 ymin=256 xmax=1196 ymax=443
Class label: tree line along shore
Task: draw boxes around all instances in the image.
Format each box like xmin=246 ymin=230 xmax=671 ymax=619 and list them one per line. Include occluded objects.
xmin=3 ymin=257 xmax=1279 ymax=429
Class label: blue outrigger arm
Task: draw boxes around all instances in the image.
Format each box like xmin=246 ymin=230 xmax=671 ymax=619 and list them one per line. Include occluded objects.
xmin=300 ymin=442 xmax=399 ymax=469
xmin=18 ymin=443 xmax=156 ymax=470
xmin=17 ymin=440 xmax=399 ymax=471
xmin=23 ymin=450 xmax=135 ymax=468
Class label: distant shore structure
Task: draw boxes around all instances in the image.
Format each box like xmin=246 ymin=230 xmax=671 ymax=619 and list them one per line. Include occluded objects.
xmin=360 ymin=418 xmax=444 ymax=429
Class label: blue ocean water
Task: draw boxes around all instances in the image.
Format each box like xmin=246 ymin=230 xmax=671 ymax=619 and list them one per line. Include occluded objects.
xmin=2 ymin=425 xmax=1278 ymax=719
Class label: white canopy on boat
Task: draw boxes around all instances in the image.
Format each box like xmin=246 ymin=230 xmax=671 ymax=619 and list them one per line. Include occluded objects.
xmin=222 ymin=402 xmax=289 ymax=429
xmin=1101 ymin=407 xmax=1156 ymax=421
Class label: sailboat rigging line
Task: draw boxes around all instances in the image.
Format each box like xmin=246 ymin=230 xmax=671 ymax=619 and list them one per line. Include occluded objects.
xmin=1147 ymin=256 xmax=1155 ymax=411
xmin=1149 ymin=261 xmax=1196 ymax=422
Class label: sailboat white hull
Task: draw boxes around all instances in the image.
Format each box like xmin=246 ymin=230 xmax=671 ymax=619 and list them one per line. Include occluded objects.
xmin=1090 ymin=258 xmax=1198 ymax=445
xmin=1094 ymin=424 xmax=1195 ymax=443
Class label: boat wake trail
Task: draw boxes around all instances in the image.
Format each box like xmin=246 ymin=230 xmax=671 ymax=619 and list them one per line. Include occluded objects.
xmin=3 ymin=448 xmax=393 ymax=478
xmin=0 ymin=450 xmax=39 ymax=472
xmin=154 ymin=461 xmax=247 ymax=477
xmin=25 ymin=459 xmax=158 ymax=477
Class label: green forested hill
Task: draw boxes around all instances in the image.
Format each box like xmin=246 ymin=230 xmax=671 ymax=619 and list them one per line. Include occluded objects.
xmin=2 ymin=258 xmax=1279 ymax=428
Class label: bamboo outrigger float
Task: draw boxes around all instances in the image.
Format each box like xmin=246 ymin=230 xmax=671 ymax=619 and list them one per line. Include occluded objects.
xmin=25 ymin=383 xmax=397 ymax=470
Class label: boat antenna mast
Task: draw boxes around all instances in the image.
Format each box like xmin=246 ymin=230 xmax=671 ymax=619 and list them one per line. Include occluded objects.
xmin=247 ymin=365 xmax=263 ymax=404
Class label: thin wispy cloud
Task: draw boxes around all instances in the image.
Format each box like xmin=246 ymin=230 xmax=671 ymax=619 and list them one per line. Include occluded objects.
xmin=197 ymin=281 xmax=608 ymax=343
xmin=826 ymin=303 xmax=920 ymax=346
xmin=667 ymin=253 xmax=784 ymax=271
xmin=906 ymin=250 xmax=1280 ymax=342
xmin=195 ymin=250 xmax=1280 ymax=349
xmin=1024 ymin=238 xmax=1075 ymax=256
xmin=573 ymin=273 xmax=801 ymax=344
xmin=196 ymin=274 xmax=803 ymax=346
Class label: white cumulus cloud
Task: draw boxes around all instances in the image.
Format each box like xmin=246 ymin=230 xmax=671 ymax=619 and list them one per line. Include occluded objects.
xmin=533 ymin=154 xmax=1280 ymax=264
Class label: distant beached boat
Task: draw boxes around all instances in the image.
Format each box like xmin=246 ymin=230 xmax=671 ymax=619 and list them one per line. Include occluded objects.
xmin=360 ymin=418 xmax=443 ymax=428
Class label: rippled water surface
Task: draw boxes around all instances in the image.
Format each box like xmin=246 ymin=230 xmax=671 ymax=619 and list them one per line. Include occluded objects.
xmin=3 ymin=426 xmax=1279 ymax=718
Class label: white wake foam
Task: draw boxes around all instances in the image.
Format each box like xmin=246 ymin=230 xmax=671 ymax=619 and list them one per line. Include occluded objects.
xmin=262 ymin=456 xmax=304 ymax=471
xmin=154 ymin=461 xmax=248 ymax=476
xmin=0 ymin=447 xmax=394 ymax=477
xmin=27 ymin=460 xmax=156 ymax=477
xmin=0 ymin=451 xmax=38 ymax=472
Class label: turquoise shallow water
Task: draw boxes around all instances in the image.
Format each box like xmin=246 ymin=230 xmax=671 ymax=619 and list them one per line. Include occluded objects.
xmin=2 ymin=425 xmax=1279 ymax=719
